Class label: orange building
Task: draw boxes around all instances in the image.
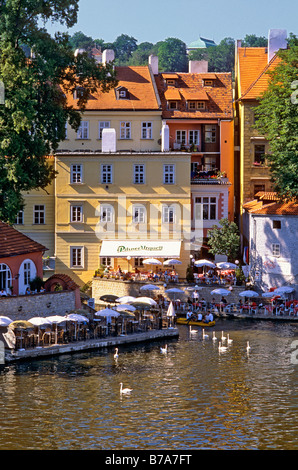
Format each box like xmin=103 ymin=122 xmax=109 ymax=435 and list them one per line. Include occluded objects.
xmin=154 ymin=61 xmax=234 ymax=257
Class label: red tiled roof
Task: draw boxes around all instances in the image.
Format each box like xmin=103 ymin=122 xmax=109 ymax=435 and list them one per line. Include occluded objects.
xmin=65 ymin=66 xmax=160 ymax=111
xmin=237 ymin=48 xmax=281 ymax=100
xmin=249 ymin=202 xmax=298 ymax=215
xmin=155 ymin=72 xmax=233 ymax=119
xmin=254 ymin=191 xmax=280 ymax=201
xmin=0 ymin=222 xmax=47 ymax=258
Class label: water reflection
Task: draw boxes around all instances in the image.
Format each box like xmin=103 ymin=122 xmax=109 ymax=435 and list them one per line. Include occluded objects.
xmin=0 ymin=319 xmax=298 ymax=450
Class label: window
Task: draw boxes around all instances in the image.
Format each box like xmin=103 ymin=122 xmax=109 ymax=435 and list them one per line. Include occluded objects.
xmin=176 ymin=130 xmax=187 ymax=145
xmin=195 ymin=197 xmax=216 ymax=220
xmin=204 ymin=79 xmax=214 ymax=86
xmin=141 ymin=122 xmax=152 ymax=139
xmin=272 ymin=243 xmax=280 ymax=257
xmin=134 ymin=164 xmax=145 ymax=184
xmin=98 ymin=121 xmax=110 ymax=139
xmin=74 ymin=87 xmax=85 ymax=99
xmin=23 ymin=262 xmax=31 ymax=286
xmin=15 ymin=207 xmax=24 ymax=225
xmin=169 ymin=101 xmax=177 ymax=109
xmin=189 ymin=101 xmax=205 ymax=110
xmin=163 ymin=164 xmax=175 ymax=184
xmin=70 ymin=205 xmax=83 ymax=223
xmin=273 ymin=220 xmax=281 ymax=229
xmin=77 ymin=121 xmax=89 ymax=139
xmin=205 ymin=125 xmax=216 ymax=143
xmin=254 ymin=144 xmax=266 ymax=165
xmin=100 ymin=205 xmax=113 ymax=223
xmin=162 ymin=206 xmax=175 ymax=223
xmin=71 ymin=247 xmax=84 ymax=268
xmin=189 ymin=130 xmax=200 ymax=145
xmin=166 ymin=79 xmax=176 ymax=85
xmin=33 ymin=205 xmax=45 ymax=224
xmin=101 ymin=164 xmax=113 ymax=184
xmin=120 ymin=121 xmax=131 ymax=139
xmin=0 ymin=263 xmax=12 ymax=292
xmin=70 ymin=164 xmax=83 ymax=183
xmin=100 ymin=257 xmax=112 ymax=267
xmin=132 ymin=206 xmax=146 ymax=223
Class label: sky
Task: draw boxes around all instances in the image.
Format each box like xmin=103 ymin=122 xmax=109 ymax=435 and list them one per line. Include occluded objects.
xmin=44 ymin=0 xmax=298 ymax=45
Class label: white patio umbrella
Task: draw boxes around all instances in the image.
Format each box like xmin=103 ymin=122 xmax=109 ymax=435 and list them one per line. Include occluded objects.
xmin=194 ymin=259 xmax=216 ymax=268
xmin=211 ymin=288 xmax=231 ymax=296
xmin=185 ymin=285 xmax=203 ymax=292
xmin=0 ymin=316 xmax=13 ymax=327
xmin=66 ymin=313 xmax=89 ymax=322
xmin=217 ymin=262 xmax=237 ymax=270
xmin=239 ymin=290 xmax=259 ymax=297
xmin=116 ymin=304 xmax=136 ymax=312
xmin=45 ymin=315 xmax=68 ymax=345
xmin=262 ymin=292 xmax=274 ymax=298
xmin=116 ymin=296 xmax=136 ymax=304
xmin=133 ymin=297 xmax=157 ymax=306
xmin=29 ymin=317 xmax=53 ymax=347
xmin=163 ymin=259 xmax=182 ymax=266
xmin=140 ymin=284 xmax=160 ymax=291
xmin=166 ymin=301 xmax=176 ymax=327
xmin=142 ymin=258 xmax=162 ymax=265
xmin=95 ymin=308 xmax=120 ymax=318
xmin=165 ymin=287 xmax=185 ymax=301
xmin=274 ymin=286 xmax=295 ymax=295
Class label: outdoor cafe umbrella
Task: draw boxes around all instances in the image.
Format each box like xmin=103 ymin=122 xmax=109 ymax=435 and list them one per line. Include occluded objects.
xmin=116 ymin=296 xmax=136 ymax=304
xmin=0 ymin=316 xmax=13 ymax=327
xmin=46 ymin=315 xmax=69 ymax=345
xmin=140 ymin=284 xmax=160 ymax=291
xmin=166 ymin=301 xmax=176 ymax=327
xmin=165 ymin=287 xmax=185 ymax=301
xmin=211 ymin=288 xmax=231 ymax=296
xmin=216 ymin=262 xmax=237 ymax=270
xmin=66 ymin=314 xmax=89 ymax=340
xmin=163 ymin=259 xmax=182 ymax=266
xmin=116 ymin=304 xmax=136 ymax=313
xmin=100 ymin=294 xmax=119 ymax=304
xmin=28 ymin=317 xmax=53 ymax=347
xmin=274 ymin=286 xmax=295 ymax=295
xmin=194 ymin=259 xmax=216 ymax=268
xmin=142 ymin=258 xmax=162 ymax=266
xmin=239 ymin=290 xmax=259 ymax=298
xmin=95 ymin=308 xmax=120 ymax=318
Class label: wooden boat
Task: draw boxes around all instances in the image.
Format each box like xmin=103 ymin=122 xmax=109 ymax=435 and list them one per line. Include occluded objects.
xmin=176 ymin=318 xmax=215 ymax=327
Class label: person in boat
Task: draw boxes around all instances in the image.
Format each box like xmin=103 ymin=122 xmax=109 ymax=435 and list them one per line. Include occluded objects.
xmin=197 ymin=312 xmax=203 ymax=321
xmin=186 ymin=309 xmax=192 ymax=320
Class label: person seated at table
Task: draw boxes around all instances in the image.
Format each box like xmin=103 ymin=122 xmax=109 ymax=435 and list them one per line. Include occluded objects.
xmin=25 ymin=287 xmax=31 ymax=295
xmin=40 ymin=286 xmax=46 ymax=293
xmin=0 ymin=288 xmax=7 ymax=296
xmin=221 ymin=296 xmax=227 ymax=304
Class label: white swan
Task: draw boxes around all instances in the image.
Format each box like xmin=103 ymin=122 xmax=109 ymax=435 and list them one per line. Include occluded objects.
xmin=221 ymin=331 xmax=227 ymax=342
xmin=202 ymin=329 xmax=209 ymax=339
xmin=218 ymin=341 xmax=228 ymax=352
xmin=120 ymin=382 xmax=132 ymax=394
xmin=227 ymin=334 xmax=233 ymax=344
xmin=246 ymin=341 xmax=251 ymax=352
xmin=160 ymin=345 xmax=168 ymax=354
xmin=114 ymin=348 xmax=119 ymax=359
xmin=212 ymin=331 xmax=217 ymax=341
xmin=189 ymin=325 xmax=198 ymax=334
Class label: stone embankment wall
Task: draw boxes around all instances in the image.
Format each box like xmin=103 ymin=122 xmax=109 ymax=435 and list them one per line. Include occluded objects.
xmin=92 ymin=278 xmax=248 ymax=306
xmin=0 ymin=291 xmax=77 ymax=321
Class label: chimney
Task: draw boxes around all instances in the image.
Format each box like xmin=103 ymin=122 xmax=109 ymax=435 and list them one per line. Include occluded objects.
xmin=149 ymin=55 xmax=158 ymax=75
xmin=161 ymin=124 xmax=170 ymax=152
xmin=268 ymin=29 xmax=287 ymax=62
xmin=102 ymin=49 xmax=115 ymax=66
xmin=74 ymin=48 xmax=86 ymax=57
xmin=188 ymin=60 xmax=208 ymax=73
xmin=102 ymin=128 xmax=116 ymax=153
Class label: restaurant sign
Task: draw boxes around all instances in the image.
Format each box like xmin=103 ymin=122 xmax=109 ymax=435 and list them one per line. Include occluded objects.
xmin=100 ymin=240 xmax=181 ymax=258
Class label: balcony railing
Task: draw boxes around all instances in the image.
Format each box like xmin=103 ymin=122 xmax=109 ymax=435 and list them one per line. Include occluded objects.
xmin=191 ymin=169 xmax=228 ymax=184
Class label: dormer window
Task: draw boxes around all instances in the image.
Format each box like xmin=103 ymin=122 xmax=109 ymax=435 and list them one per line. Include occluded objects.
xmin=162 ymin=73 xmax=179 ymax=87
xmin=188 ymin=101 xmax=205 ymax=110
xmin=204 ymin=80 xmax=214 ymax=86
xmin=116 ymin=86 xmax=129 ymax=100
xmin=201 ymin=74 xmax=217 ymax=87
xmin=166 ymin=79 xmax=176 ymax=86
xmin=74 ymin=87 xmax=85 ymax=99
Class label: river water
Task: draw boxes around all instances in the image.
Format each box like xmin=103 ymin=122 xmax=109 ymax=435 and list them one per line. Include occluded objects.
xmin=0 ymin=318 xmax=297 ymax=451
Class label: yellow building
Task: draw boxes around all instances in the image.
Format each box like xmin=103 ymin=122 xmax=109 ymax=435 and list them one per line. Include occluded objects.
xmin=16 ymin=53 xmax=192 ymax=286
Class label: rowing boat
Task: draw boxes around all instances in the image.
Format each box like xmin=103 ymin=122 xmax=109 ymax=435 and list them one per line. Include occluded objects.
xmin=176 ymin=318 xmax=215 ymax=327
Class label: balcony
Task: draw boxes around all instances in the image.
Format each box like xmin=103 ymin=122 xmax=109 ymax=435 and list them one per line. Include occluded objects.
xmin=191 ymin=169 xmax=229 ymax=185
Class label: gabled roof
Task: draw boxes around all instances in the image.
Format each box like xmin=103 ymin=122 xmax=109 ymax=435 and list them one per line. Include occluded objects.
xmin=250 ymin=201 xmax=298 ymax=215
xmin=237 ymin=47 xmax=281 ymax=101
xmin=0 ymin=222 xmax=47 ymax=258
xmin=66 ymin=66 xmax=161 ymax=111
xmin=155 ymin=72 xmax=233 ymax=119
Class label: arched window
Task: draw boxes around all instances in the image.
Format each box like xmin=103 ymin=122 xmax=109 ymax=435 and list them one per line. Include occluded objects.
xmin=0 ymin=264 xmax=12 ymax=293
xmin=18 ymin=259 xmax=37 ymax=295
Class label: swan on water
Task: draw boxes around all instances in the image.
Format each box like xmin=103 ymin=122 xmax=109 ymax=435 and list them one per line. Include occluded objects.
xmin=218 ymin=341 xmax=228 ymax=352
xmin=221 ymin=331 xmax=226 ymax=342
xmin=202 ymin=329 xmax=209 ymax=339
xmin=120 ymin=382 xmax=133 ymax=394
xmin=114 ymin=348 xmax=119 ymax=359
xmin=227 ymin=334 xmax=233 ymax=344
xmin=212 ymin=331 xmax=217 ymax=341
xmin=189 ymin=325 xmax=198 ymax=334
xmin=160 ymin=345 xmax=168 ymax=354
xmin=246 ymin=341 xmax=251 ymax=352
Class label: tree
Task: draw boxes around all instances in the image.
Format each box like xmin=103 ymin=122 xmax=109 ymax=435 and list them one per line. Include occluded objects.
xmin=242 ymin=34 xmax=267 ymax=47
xmin=128 ymin=42 xmax=154 ymax=66
xmin=157 ymin=38 xmax=188 ymax=72
xmin=69 ymin=31 xmax=94 ymax=51
xmin=113 ymin=34 xmax=138 ymax=65
xmin=207 ymin=218 xmax=240 ymax=261
xmin=0 ymin=0 xmax=117 ymax=223
xmin=254 ymin=35 xmax=298 ymax=201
